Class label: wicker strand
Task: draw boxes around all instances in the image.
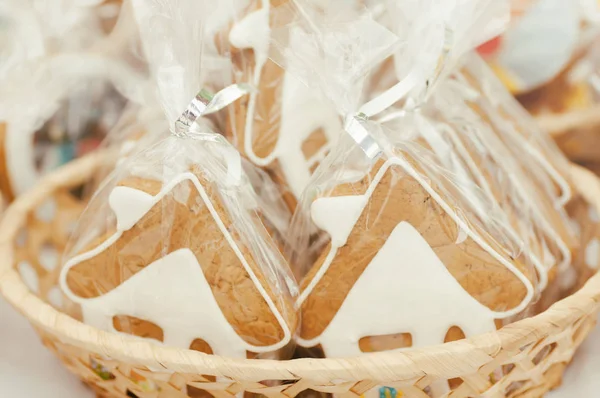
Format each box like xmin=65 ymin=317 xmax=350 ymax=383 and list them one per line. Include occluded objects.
xmin=536 ymin=104 xmax=600 ymax=136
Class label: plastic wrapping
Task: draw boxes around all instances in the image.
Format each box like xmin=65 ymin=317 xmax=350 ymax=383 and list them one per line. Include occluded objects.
xmin=387 ymin=107 xmax=554 ymax=294
xmin=461 ymin=56 xmax=574 ymax=204
xmin=220 ymin=0 xmax=343 ymax=210
xmin=456 ymin=55 xmax=600 ymax=290
xmin=272 ymin=1 xmax=540 ymax=366
xmin=406 ymin=60 xmax=575 ymax=309
xmin=292 ymin=121 xmax=538 ymax=359
xmin=0 ymin=0 xmax=146 ymax=201
xmin=59 ymin=0 xmax=297 ymax=359
xmin=61 ymin=133 xmax=297 ymax=357
xmin=82 ymin=102 xmax=165 ymax=198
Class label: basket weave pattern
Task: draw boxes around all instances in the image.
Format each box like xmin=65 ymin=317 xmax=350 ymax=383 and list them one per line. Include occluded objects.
xmin=1 ymin=153 xmax=600 ymax=398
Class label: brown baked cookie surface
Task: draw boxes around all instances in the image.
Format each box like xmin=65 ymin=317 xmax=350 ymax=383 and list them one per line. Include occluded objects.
xmin=299 ymin=158 xmax=533 ymax=341
xmin=65 ymin=170 xmax=296 ymax=348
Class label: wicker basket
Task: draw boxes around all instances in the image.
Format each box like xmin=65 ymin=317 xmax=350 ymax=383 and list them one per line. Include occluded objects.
xmin=537 ymin=106 xmax=600 ymax=174
xmin=537 ymin=104 xmax=600 ymax=137
xmin=1 ymin=153 xmax=600 ymax=398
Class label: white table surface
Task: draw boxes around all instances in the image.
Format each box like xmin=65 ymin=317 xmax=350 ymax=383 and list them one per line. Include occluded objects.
xmin=0 ymin=295 xmax=598 ymax=398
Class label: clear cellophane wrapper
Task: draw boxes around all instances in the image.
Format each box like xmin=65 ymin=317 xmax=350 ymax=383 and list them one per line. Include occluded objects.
xmin=0 ymin=0 xmax=145 ymax=200
xmin=81 ymin=102 xmax=166 ymax=199
xmin=59 ymin=0 xmax=298 ymax=360
xmin=0 ymin=0 xmax=105 ymax=78
xmin=411 ymin=57 xmax=578 ymax=309
xmin=457 ymin=54 xmax=599 ymax=291
xmin=218 ymin=0 xmax=344 ymax=211
xmin=61 ymin=132 xmax=298 ymax=359
xmin=290 ymin=120 xmax=540 ymax=358
xmin=274 ymin=0 xmax=543 ymax=360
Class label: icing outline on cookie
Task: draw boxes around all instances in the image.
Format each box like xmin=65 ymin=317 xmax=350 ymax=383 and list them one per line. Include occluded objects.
xmin=60 ymin=171 xmax=292 ymax=355
xmin=296 ymin=156 xmax=535 ymax=350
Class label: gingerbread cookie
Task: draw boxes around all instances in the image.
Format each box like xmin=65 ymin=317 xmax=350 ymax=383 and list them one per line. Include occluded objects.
xmin=456 ymin=66 xmax=579 ymax=252
xmin=401 ymin=113 xmax=559 ymax=294
xmin=457 ymin=59 xmax=599 ymax=293
xmin=60 ymin=142 xmax=297 ymax=358
xmin=296 ymin=153 xmax=536 ymax=358
xmin=223 ymin=0 xmax=342 ymax=208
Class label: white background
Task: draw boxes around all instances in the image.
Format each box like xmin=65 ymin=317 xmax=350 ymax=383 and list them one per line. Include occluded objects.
xmin=0 ymin=296 xmax=598 ymax=397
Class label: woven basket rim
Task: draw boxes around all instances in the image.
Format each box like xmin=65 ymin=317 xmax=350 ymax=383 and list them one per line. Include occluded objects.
xmin=1 ymin=152 xmax=600 ymax=383
xmin=537 ymin=103 xmax=600 ymax=136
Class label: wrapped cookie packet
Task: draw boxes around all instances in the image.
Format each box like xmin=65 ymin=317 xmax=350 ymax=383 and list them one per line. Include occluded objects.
xmin=274 ymin=1 xmax=582 ymax=371
xmin=269 ymin=0 xmax=544 ymax=363
xmin=454 ymin=54 xmax=600 ymax=289
xmin=410 ymin=55 xmax=581 ymax=309
xmin=218 ymin=0 xmax=343 ymax=212
xmin=59 ymin=0 xmax=298 ymax=359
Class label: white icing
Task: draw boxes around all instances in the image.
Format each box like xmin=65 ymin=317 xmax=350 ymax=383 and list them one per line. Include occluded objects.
xmin=229 ymin=5 xmax=342 ymax=198
xmin=61 ymin=172 xmax=291 ymax=356
xmin=297 ymin=157 xmax=535 ymax=355
xmin=229 ymin=0 xmax=271 ymax=167
xmin=109 ymin=186 xmax=155 ymax=231
xmin=69 ymin=249 xmax=248 ymax=357
xmin=523 ymin=145 xmax=572 ymax=207
xmin=444 ymin=75 xmax=572 ymax=278
xmin=305 ymin=222 xmax=498 ymax=357
xmin=311 ymin=196 xmax=367 ymax=247
xmin=416 ymin=117 xmax=491 ymax=219
xmin=541 ymin=240 xmax=557 ymax=271
xmin=277 ymin=71 xmax=342 ymax=197
xmin=585 ymin=238 xmax=600 ymax=269
xmin=437 ymin=123 xmax=497 ymax=203
xmin=455 ymin=227 xmax=468 ymax=245
xmin=229 ymin=7 xmax=270 ymax=69
xmin=468 ymin=60 xmax=572 ymax=207
xmin=433 ymin=120 xmax=550 ymax=290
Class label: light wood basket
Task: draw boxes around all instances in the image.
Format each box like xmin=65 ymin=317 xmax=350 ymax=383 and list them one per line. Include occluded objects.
xmin=2 ymin=153 xmax=600 ymax=398
xmin=537 ymin=104 xmax=600 ymax=137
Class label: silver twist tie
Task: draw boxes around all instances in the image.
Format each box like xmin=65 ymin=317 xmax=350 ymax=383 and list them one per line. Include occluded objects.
xmin=173 ymin=83 xmax=254 ymax=137
xmin=347 ymin=25 xmax=454 ymax=159
xmin=344 ymin=113 xmax=383 ymax=160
